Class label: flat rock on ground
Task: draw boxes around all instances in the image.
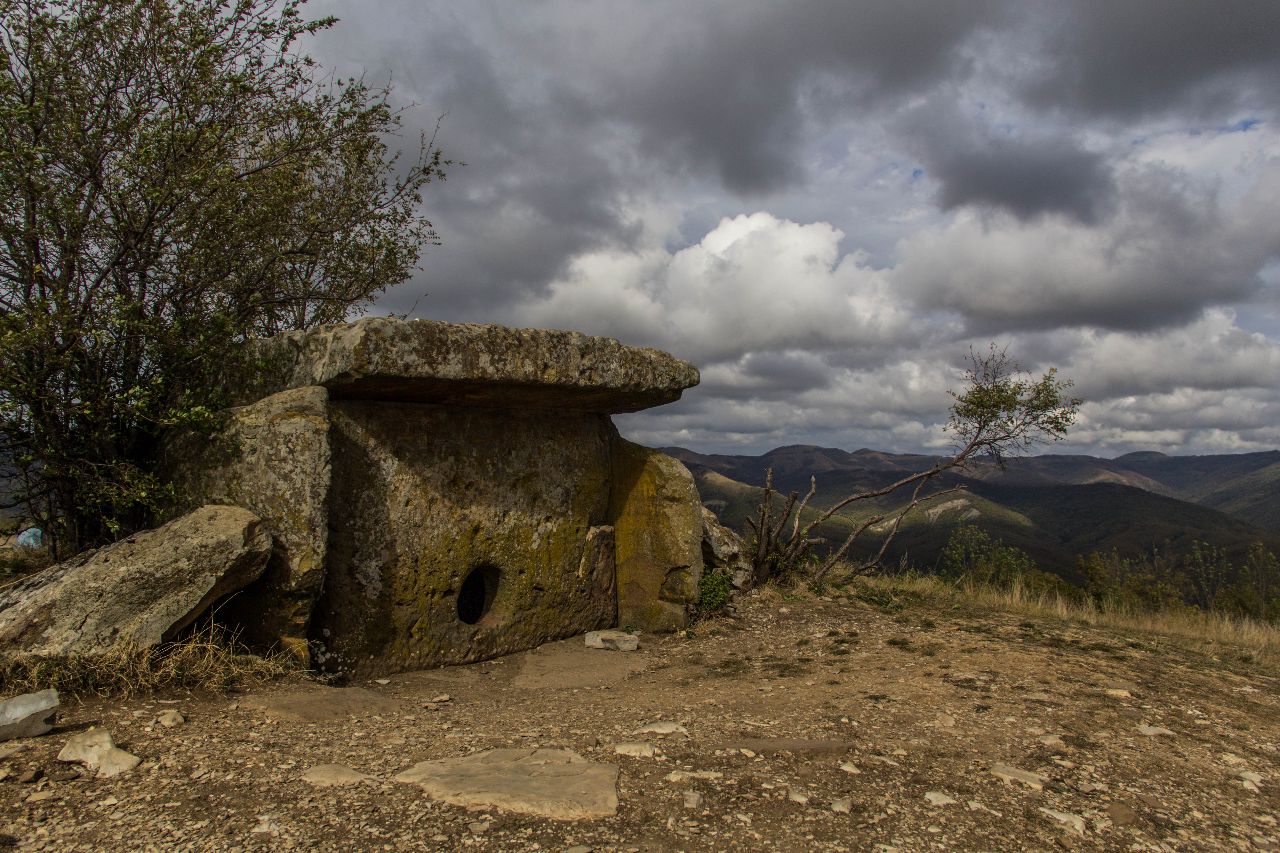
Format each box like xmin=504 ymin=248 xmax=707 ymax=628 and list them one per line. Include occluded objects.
xmin=1 ymin=588 xmax=1278 ymax=850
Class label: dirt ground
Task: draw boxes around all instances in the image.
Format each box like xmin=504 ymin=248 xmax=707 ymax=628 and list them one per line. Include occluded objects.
xmin=1 ymin=586 xmax=1278 ymax=852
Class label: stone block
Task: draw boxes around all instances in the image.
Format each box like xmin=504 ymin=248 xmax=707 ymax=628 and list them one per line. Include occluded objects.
xmin=310 ymin=401 xmax=617 ymax=675
xmin=166 ymin=386 xmax=330 ymax=660
xmin=251 ymin=317 xmax=699 ymax=413
xmin=609 ymin=435 xmax=704 ymax=632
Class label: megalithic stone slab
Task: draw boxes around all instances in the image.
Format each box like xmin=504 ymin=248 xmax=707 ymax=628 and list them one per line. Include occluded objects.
xmin=250 ymin=317 xmax=699 ymax=412
xmin=395 ymin=748 xmax=619 ymax=820
xmin=0 ymin=506 xmax=271 ymax=657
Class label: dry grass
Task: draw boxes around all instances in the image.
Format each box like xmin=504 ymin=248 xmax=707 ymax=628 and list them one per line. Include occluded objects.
xmin=847 ymin=573 xmax=1280 ymax=665
xmin=0 ymin=624 xmax=296 ymax=698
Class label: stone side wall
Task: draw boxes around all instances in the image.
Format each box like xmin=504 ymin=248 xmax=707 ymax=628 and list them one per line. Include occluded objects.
xmin=311 ymin=401 xmax=617 ymax=675
xmin=608 ymin=435 xmax=704 ymax=632
xmin=164 ymin=387 xmax=331 ymax=661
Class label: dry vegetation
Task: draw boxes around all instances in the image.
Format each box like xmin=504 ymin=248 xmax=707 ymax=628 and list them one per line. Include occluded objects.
xmin=0 ymin=625 xmax=295 ymax=698
xmin=844 ymin=572 xmax=1280 ymax=665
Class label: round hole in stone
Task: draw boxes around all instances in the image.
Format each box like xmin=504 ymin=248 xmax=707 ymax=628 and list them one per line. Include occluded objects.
xmin=457 ymin=564 xmax=500 ymax=625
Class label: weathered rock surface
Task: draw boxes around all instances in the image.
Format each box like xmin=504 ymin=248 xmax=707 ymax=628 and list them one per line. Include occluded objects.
xmin=394 ymin=748 xmax=619 ymax=820
xmin=311 ymin=402 xmax=618 ymax=675
xmin=0 ymin=506 xmax=271 ymax=656
xmin=165 ymin=387 xmax=331 ymax=661
xmin=701 ymin=506 xmax=754 ymax=590
xmin=252 ymin=317 xmax=699 ymax=413
xmin=0 ymin=689 xmax=59 ymax=740
xmin=609 ymin=436 xmax=704 ymax=632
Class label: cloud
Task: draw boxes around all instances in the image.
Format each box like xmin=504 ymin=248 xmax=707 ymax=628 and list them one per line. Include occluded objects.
xmin=511 ymin=212 xmax=912 ymax=365
xmin=892 ymin=156 xmax=1280 ymax=332
xmin=1018 ymin=0 xmax=1280 ymax=120
xmin=299 ymin=1 xmax=1280 ymax=457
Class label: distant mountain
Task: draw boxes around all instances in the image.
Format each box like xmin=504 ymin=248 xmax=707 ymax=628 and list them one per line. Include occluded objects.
xmin=667 ymin=445 xmax=1280 ymax=579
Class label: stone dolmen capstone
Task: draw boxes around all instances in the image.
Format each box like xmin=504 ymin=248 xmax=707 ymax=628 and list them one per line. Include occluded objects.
xmin=170 ymin=318 xmax=703 ymax=674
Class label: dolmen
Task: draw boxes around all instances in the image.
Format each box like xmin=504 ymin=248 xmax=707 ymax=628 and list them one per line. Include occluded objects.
xmin=168 ymin=318 xmax=706 ymax=675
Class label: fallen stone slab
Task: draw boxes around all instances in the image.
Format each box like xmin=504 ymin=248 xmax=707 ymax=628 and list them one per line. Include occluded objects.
xmin=0 ymin=690 xmax=59 ymax=740
xmin=726 ymin=738 xmax=854 ymax=756
xmin=57 ymin=729 xmax=140 ymax=778
xmin=243 ymin=687 xmax=402 ymax=723
xmin=253 ymin=316 xmax=700 ymax=413
xmin=394 ymin=748 xmax=619 ymax=820
xmin=0 ymin=506 xmax=271 ymax=657
xmin=301 ymin=764 xmax=375 ymax=787
xmin=585 ymin=630 xmax=640 ymax=651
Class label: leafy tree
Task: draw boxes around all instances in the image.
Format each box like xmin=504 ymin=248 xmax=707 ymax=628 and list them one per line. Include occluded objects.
xmin=749 ymin=345 xmax=1080 ymax=586
xmin=0 ymin=0 xmax=448 ymax=555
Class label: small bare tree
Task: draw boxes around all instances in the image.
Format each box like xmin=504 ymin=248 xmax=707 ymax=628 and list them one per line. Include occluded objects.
xmin=747 ymin=346 xmax=1080 ymax=587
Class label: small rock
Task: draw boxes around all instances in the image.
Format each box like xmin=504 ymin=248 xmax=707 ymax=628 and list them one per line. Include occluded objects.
xmin=0 ymin=689 xmax=60 ymax=741
xmin=683 ymin=791 xmax=702 ymax=809
xmin=430 ymin=694 xmax=451 ymax=704
xmin=301 ymin=764 xmax=374 ymax=787
xmin=1106 ymin=803 xmax=1140 ymax=826
xmin=634 ymin=721 xmax=688 ymax=737
xmin=1105 ymin=688 xmax=1132 ymax=699
xmin=968 ymin=800 xmax=1002 ymax=816
xmin=373 ymin=679 xmax=391 ymax=685
xmin=839 ymin=761 xmax=861 ymax=775
xmin=24 ymin=789 xmax=57 ymax=804
xmin=1239 ymin=771 xmax=1263 ymax=784
xmin=585 ymin=630 xmax=639 ymax=651
xmin=468 ymin=821 xmax=490 ymax=834
xmin=1137 ymin=724 xmax=1174 ymax=737
xmin=251 ymin=815 xmax=281 ymax=836
xmin=1038 ymin=734 xmax=1065 ymax=749
xmin=156 ymin=710 xmax=185 ymax=728
xmin=990 ymin=763 xmax=1048 ymax=790
xmin=613 ymin=742 xmax=657 ymax=758
xmin=830 ymin=797 xmax=853 ymax=814
xmin=934 ymin=713 xmax=956 ymax=728
xmin=16 ymin=768 xmax=42 ymax=784
xmin=787 ymin=788 xmax=810 ymax=805
xmin=925 ymin=791 xmax=957 ymax=806
xmin=57 ymin=729 xmax=141 ymax=778
xmin=1040 ymin=807 xmax=1086 ymax=836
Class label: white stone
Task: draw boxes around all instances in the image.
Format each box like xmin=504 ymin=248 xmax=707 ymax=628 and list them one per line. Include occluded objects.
xmin=585 ymin=630 xmax=639 ymax=651
xmin=787 ymin=788 xmax=810 ymax=804
xmin=1137 ymin=724 xmax=1174 ymax=737
xmin=57 ymin=729 xmax=140 ymax=778
xmin=683 ymin=791 xmax=702 ymax=809
xmin=925 ymin=791 xmax=957 ymax=806
xmin=830 ymin=797 xmax=853 ymax=814
xmin=613 ymin=741 xmax=657 ymax=758
xmin=1040 ymin=807 xmax=1086 ymax=835
xmin=0 ymin=689 xmax=59 ymax=740
xmin=990 ymin=763 xmax=1047 ymax=790
xmin=665 ymin=770 xmax=722 ymax=783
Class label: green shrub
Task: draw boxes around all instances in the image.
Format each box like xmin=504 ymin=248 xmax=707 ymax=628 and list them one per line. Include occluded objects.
xmin=697 ymin=569 xmax=734 ymax=616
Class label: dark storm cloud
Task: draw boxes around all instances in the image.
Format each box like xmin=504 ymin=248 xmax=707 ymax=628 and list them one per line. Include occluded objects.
xmin=606 ymin=0 xmax=1010 ymax=193
xmin=900 ymin=100 xmax=1115 ymax=223
xmin=1021 ymin=0 xmax=1280 ymax=119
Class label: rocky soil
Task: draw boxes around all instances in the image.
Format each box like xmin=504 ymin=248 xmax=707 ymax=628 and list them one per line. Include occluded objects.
xmin=1 ymin=587 xmax=1278 ymax=852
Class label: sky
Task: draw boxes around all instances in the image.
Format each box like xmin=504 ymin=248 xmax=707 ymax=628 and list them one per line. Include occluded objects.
xmin=306 ymin=0 xmax=1280 ymax=457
